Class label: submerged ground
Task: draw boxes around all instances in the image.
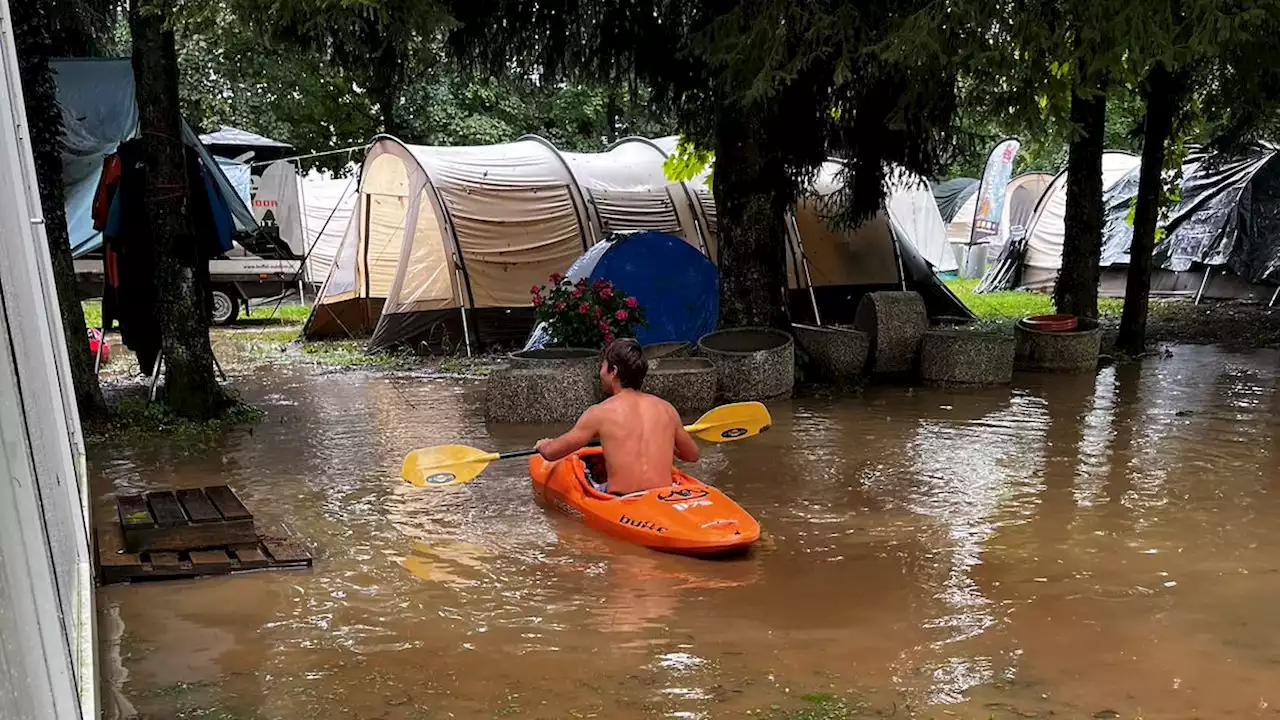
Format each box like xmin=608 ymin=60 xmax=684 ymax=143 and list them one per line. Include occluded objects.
xmin=89 ymin=293 xmax=1280 ymax=719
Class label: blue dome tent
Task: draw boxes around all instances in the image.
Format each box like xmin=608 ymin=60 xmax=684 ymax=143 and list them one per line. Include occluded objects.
xmin=524 ymin=231 xmax=718 ymax=349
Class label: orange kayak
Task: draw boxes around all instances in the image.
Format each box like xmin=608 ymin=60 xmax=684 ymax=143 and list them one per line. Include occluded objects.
xmin=529 ymin=448 xmax=760 ymax=556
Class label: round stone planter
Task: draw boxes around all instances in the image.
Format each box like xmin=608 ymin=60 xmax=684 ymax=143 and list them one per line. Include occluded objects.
xmin=507 ymin=347 xmax=599 ymax=367
xmin=697 ymin=327 xmax=795 ymax=401
xmin=854 ymin=291 xmax=929 ymax=375
xmin=919 ymin=328 xmax=1016 ymax=385
xmin=1014 ymin=317 xmax=1102 ymax=373
xmin=643 ymin=357 xmax=716 ymax=415
xmin=641 ymin=341 xmax=692 ymax=361
xmin=486 ymin=347 xmax=602 ymax=424
xmin=791 ymin=323 xmax=869 ymax=384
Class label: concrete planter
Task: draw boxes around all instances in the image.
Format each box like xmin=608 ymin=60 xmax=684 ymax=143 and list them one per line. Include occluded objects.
xmin=919 ymin=328 xmax=1016 ymax=385
xmin=1014 ymin=316 xmax=1102 ymax=373
xmin=641 ymin=341 xmax=692 ymax=361
xmin=643 ymin=357 xmax=717 ymax=415
xmin=697 ymin=327 xmax=795 ymax=401
xmin=792 ymin=323 xmax=869 ymax=384
xmin=486 ymin=348 xmax=602 ymax=424
xmin=854 ymin=291 xmax=929 ymax=375
xmin=507 ymin=347 xmax=599 ymax=367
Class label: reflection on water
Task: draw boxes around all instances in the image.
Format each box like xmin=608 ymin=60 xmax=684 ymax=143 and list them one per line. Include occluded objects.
xmin=95 ymin=347 xmax=1280 ymax=719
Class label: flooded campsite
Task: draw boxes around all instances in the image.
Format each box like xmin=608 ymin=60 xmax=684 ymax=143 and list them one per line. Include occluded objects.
xmin=12 ymin=2 xmax=1280 ymax=718
xmin=92 ymin=328 xmax=1280 ymax=720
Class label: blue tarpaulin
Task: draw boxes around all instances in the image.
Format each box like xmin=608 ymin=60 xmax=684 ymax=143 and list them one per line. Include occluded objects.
xmin=525 ymin=231 xmax=719 ymax=349
xmin=51 ymin=58 xmax=257 ymax=257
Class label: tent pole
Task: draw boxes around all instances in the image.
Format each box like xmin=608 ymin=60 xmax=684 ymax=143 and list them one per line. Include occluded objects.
xmin=1194 ymin=266 xmax=1213 ymax=305
xmin=892 ymin=236 xmax=908 ymax=292
xmin=1270 ymin=285 xmax=1280 ymax=308
xmin=459 ymin=307 xmax=473 ymax=358
xmin=455 ymin=264 xmax=473 ymax=357
xmin=148 ymin=355 xmax=163 ymax=402
xmin=786 ymin=212 xmax=820 ymax=325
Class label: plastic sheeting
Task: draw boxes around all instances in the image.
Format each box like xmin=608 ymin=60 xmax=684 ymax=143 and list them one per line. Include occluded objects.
xmin=216 ymin=156 xmax=252 ymax=210
xmin=52 ymin=58 xmax=137 ymax=257
xmin=524 ymin=231 xmax=719 ymax=349
xmin=1100 ymin=145 xmax=1280 ymax=284
xmin=51 ymin=57 xmax=259 ymax=257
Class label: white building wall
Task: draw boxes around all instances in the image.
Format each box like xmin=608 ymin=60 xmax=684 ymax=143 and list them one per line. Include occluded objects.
xmin=0 ymin=0 xmax=98 ymax=716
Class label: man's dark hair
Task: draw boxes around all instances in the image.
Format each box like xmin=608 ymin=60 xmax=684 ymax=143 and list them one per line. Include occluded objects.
xmin=602 ymin=338 xmax=647 ymax=389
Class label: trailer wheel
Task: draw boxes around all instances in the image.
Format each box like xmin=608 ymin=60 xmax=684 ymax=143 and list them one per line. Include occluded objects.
xmin=211 ymin=288 xmax=240 ymax=326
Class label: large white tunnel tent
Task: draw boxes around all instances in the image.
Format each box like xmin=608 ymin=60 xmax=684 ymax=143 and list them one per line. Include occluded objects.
xmin=303 ymin=134 xmax=966 ymax=352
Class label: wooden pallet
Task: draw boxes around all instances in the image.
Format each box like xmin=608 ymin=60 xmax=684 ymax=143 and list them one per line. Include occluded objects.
xmin=98 ymin=485 xmax=312 ymax=584
xmin=97 ymin=520 xmax=312 ymax=584
xmin=118 ymin=485 xmax=257 ymax=553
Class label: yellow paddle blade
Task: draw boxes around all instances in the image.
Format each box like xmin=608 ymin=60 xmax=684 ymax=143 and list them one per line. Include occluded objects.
xmin=685 ymin=401 xmax=772 ymax=443
xmin=401 ymin=445 xmax=500 ymax=488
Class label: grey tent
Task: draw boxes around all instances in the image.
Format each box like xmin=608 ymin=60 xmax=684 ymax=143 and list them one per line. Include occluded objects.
xmin=931 ymin=177 xmax=979 ymax=222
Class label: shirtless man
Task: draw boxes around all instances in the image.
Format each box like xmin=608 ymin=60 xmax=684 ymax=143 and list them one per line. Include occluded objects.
xmin=535 ymin=338 xmax=698 ymax=495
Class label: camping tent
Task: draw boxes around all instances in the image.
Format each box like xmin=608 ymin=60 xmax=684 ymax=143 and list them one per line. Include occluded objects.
xmin=299 ymin=171 xmax=359 ymax=284
xmin=1095 ymin=144 xmax=1280 ymax=301
xmin=199 ymin=126 xmax=295 ymax=165
xmin=942 ymin=172 xmax=1055 ymax=255
xmin=981 ymin=147 xmax=1280 ymax=301
xmin=554 ymin=137 xmax=709 ymax=251
xmin=524 ymin=231 xmax=719 ymax=349
xmin=1015 ymin=151 xmax=1142 ymax=292
xmin=303 ymin=135 xmax=595 ymax=350
xmin=932 ymin=177 xmax=979 ymax=223
xmin=786 ymin=162 xmax=968 ymax=322
xmin=52 ymin=58 xmax=260 ymax=258
xmin=303 ymin=134 xmax=969 ymax=351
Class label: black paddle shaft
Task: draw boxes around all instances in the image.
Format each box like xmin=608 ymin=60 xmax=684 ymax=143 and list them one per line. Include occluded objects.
xmin=499 ymin=440 xmax=602 ymax=461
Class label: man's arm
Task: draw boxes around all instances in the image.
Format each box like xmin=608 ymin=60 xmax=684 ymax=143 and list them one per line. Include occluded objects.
xmin=536 ymin=406 xmax=600 ymax=461
xmin=673 ymin=406 xmax=699 ymax=463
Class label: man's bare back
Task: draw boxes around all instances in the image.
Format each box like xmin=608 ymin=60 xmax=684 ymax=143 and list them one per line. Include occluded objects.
xmin=535 ymin=339 xmax=698 ymax=494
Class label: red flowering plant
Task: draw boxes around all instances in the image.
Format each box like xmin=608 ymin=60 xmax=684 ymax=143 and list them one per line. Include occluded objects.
xmin=531 ymin=274 xmax=646 ymax=348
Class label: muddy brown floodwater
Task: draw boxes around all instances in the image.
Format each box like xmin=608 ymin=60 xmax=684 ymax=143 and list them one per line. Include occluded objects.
xmin=94 ymin=345 xmax=1280 ymax=720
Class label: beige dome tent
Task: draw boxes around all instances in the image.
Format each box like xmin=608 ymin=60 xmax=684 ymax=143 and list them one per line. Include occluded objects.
xmin=303 ymin=135 xmax=967 ymax=352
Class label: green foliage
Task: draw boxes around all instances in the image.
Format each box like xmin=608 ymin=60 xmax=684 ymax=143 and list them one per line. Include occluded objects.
xmin=662 ymin=136 xmax=714 ymax=188
xmin=531 ymin=275 xmax=646 ymax=349
xmin=175 ymin=1 xmax=379 ymax=173
xmin=170 ymin=1 xmax=673 ymax=173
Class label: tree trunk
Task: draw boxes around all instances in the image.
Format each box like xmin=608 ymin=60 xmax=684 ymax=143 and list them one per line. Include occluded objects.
xmin=605 ymin=88 xmax=619 ymax=145
xmin=1117 ymin=65 xmax=1186 ymax=355
xmin=370 ymin=41 xmax=403 ymax=137
xmin=13 ymin=0 xmax=107 ymax=418
xmin=1055 ymin=80 xmax=1108 ymax=319
xmin=131 ymin=0 xmax=234 ymax=419
xmin=712 ymin=103 xmax=791 ymax=329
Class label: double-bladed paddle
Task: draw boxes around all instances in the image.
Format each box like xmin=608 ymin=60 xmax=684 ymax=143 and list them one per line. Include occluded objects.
xmin=400 ymin=401 xmax=771 ymax=488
